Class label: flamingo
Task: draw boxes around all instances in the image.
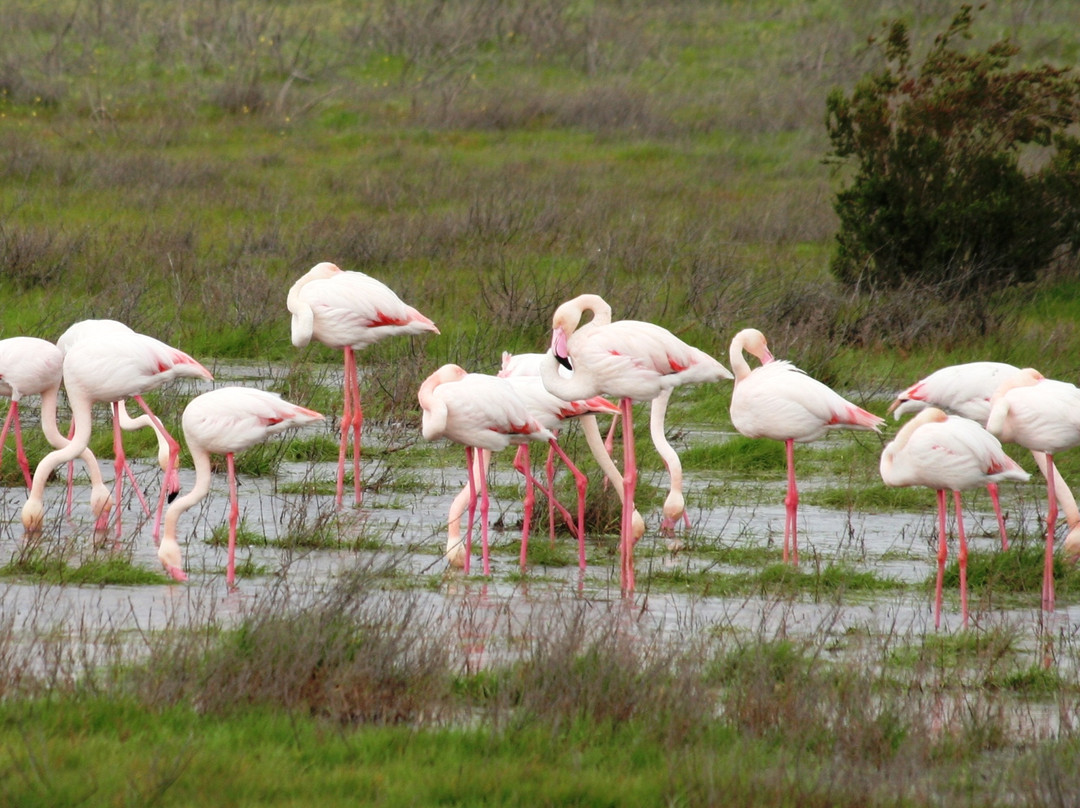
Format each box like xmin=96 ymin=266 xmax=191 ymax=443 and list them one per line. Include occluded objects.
xmin=538 ymin=293 xmax=733 ymax=593
xmin=887 ymin=360 xmax=1069 ymax=551
xmin=986 ymin=368 xmax=1080 ymax=613
xmin=158 ymin=387 xmax=324 ymax=584
xmin=20 ymin=330 xmax=213 ymax=542
xmin=729 ymin=328 xmax=884 ymax=564
xmin=419 ymin=364 xmax=555 ymax=575
xmin=880 ymin=407 xmax=1029 ymax=628
xmin=288 ymin=262 xmax=440 ymax=510
xmin=0 ymin=336 xmax=114 ymax=530
xmin=56 ymin=319 xmax=174 ymax=523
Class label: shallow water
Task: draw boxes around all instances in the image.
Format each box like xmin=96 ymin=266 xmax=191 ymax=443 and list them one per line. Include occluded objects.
xmin=2 ymin=362 xmax=1079 ymax=684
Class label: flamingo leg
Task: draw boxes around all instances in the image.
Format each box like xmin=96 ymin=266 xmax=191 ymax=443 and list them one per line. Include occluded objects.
xmin=511 ymin=451 xmax=581 ymax=539
xmin=479 ymin=449 xmax=492 ymax=577
xmin=514 ymin=444 xmax=534 ymax=570
xmin=347 ymin=347 xmax=363 ymax=508
xmin=986 ymin=482 xmax=1009 ymax=551
xmin=784 ymin=438 xmax=799 ymax=565
xmin=548 ymin=438 xmax=588 ymax=571
xmin=1044 ymin=454 xmax=1058 ymax=614
xmin=112 ymin=402 xmax=126 ymax=539
xmin=335 ymin=347 xmax=354 ymax=510
xmin=464 ymin=446 xmax=477 ymax=575
xmin=545 ymin=444 xmax=557 ymax=545
xmin=10 ymin=403 xmax=33 ymax=489
xmin=0 ymin=403 xmax=15 ymax=480
xmin=954 ymin=489 xmax=969 ymax=628
xmin=935 ymin=488 xmax=948 ymax=630
xmin=620 ymin=397 xmax=637 ymax=595
xmin=227 ymin=453 xmax=239 ymax=588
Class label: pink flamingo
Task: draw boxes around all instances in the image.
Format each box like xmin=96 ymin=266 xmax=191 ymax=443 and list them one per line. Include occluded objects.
xmin=880 ymin=407 xmax=1029 ymax=628
xmin=56 ymin=319 xmax=174 ymax=522
xmin=887 ymin=361 xmax=1067 ymax=551
xmin=539 ymin=294 xmax=733 ymax=594
xmin=158 ymin=387 xmax=324 ymax=585
xmin=288 ymin=262 xmax=439 ymax=510
xmin=21 ymin=331 xmax=213 ymax=542
xmin=729 ymin=328 xmax=884 ymax=565
xmin=0 ymin=336 xmax=114 ymax=530
xmin=986 ymin=368 xmax=1080 ymax=613
xmin=419 ymin=364 xmax=555 ymax=575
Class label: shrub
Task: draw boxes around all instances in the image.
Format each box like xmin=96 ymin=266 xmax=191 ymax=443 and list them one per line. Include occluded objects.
xmin=825 ymin=5 xmax=1080 ymax=296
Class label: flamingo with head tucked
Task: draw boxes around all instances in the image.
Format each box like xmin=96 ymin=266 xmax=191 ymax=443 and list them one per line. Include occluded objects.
xmin=288 ymin=262 xmax=439 ymax=510
xmin=880 ymin=407 xmax=1029 ymax=628
xmin=158 ymin=386 xmax=323 ymax=585
xmin=729 ymin=328 xmax=884 ymax=565
xmin=539 ymin=294 xmax=733 ymax=593
xmin=986 ymin=368 xmax=1080 ymax=614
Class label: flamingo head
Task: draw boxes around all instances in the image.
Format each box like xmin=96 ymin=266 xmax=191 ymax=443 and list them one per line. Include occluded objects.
xmin=550 ymin=327 xmax=573 ymax=371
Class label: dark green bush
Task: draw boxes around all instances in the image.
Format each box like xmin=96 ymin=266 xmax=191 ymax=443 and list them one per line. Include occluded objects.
xmin=826 ymin=5 xmax=1080 ymax=295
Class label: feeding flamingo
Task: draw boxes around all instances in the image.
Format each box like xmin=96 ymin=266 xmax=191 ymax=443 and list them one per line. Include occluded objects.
xmin=0 ymin=336 xmax=114 ymax=530
xmin=56 ymin=319 xmax=174 ymax=523
xmin=288 ymin=262 xmax=439 ymax=510
xmin=21 ymin=330 xmax=213 ymax=542
xmin=158 ymin=386 xmax=324 ymax=585
xmin=880 ymin=407 xmax=1029 ymax=628
xmin=419 ymin=364 xmax=555 ymax=575
xmin=538 ymin=293 xmax=733 ymax=593
xmin=729 ymin=328 xmax=884 ymax=564
xmin=986 ymin=368 xmax=1080 ymax=613
xmin=887 ymin=360 xmax=1071 ymax=551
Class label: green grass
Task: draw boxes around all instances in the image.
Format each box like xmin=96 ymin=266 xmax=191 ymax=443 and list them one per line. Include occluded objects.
xmin=0 ymin=555 xmax=170 ymax=586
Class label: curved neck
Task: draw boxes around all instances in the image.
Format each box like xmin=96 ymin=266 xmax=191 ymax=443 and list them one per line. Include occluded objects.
xmin=163 ymin=446 xmax=213 ymax=542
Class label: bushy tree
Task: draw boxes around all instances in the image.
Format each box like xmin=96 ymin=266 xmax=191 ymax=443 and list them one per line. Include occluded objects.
xmin=826 ymin=5 xmax=1080 ymax=295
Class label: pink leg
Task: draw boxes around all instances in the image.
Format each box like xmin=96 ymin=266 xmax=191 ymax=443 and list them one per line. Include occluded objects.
xmin=934 ymin=488 xmax=948 ymax=629
xmin=1044 ymin=454 xmax=1058 ymax=613
xmin=0 ymin=403 xmax=15 ymax=480
xmin=545 ymin=444 xmax=557 ymax=545
xmin=347 ymin=347 xmax=363 ymax=508
xmin=227 ymin=453 xmax=239 ymax=588
xmin=112 ymin=402 xmax=126 ymax=538
xmin=954 ymin=490 xmax=969 ymax=628
xmin=620 ymin=398 xmax=637 ymax=595
xmin=464 ymin=447 xmax=477 ymax=575
xmin=335 ymin=348 xmax=353 ymax=510
xmin=479 ymin=449 xmax=492 ymax=577
xmin=514 ymin=445 xmax=534 ymax=569
xmin=986 ymin=482 xmax=1009 ymax=551
xmin=511 ymin=449 xmax=580 ymax=541
xmin=11 ymin=404 xmax=33 ymax=489
xmin=548 ymin=439 xmax=588 ymax=571
xmin=784 ymin=439 xmax=799 ymax=565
